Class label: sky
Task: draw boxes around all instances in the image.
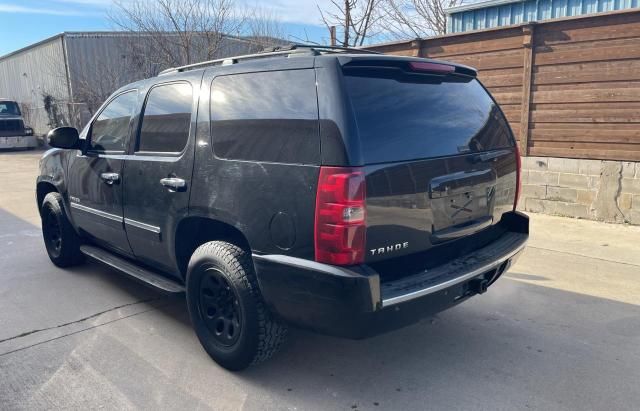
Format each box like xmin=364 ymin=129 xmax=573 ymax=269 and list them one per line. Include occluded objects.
xmin=0 ymin=0 xmax=333 ymax=57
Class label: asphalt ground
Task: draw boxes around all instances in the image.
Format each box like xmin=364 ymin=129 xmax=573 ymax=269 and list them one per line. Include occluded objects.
xmin=1 ymin=149 xmax=639 ymax=410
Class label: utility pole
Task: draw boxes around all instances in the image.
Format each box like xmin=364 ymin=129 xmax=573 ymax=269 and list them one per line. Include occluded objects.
xmin=344 ymin=0 xmax=350 ymax=46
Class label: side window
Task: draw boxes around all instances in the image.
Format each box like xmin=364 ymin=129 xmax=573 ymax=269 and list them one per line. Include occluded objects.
xmin=89 ymin=91 xmax=137 ymax=152
xmin=211 ymin=70 xmax=319 ymax=164
xmin=137 ymin=82 xmax=193 ymax=153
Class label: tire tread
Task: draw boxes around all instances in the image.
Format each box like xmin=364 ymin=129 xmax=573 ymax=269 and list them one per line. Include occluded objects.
xmin=41 ymin=192 xmax=83 ymax=267
xmin=189 ymin=241 xmax=287 ymax=368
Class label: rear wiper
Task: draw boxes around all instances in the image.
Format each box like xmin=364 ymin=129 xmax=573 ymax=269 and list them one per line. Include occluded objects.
xmin=470 ymin=149 xmax=513 ymax=163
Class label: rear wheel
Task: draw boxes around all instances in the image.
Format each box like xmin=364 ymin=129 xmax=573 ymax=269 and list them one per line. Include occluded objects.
xmin=186 ymin=241 xmax=287 ymax=370
xmin=41 ymin=192 xmax=84 ymax=267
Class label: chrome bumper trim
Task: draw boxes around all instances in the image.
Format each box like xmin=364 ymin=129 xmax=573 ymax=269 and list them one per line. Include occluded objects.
xmin=381 ymin=239 xmax=527 ymax=307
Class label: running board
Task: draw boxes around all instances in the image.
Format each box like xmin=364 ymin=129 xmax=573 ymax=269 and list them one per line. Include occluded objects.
xmin=80 ymin=245 xmax=185 ymax=294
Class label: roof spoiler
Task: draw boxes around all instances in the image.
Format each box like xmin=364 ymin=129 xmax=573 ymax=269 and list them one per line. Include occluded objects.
xmin=340 ymin=56 xmax=478 ymax=78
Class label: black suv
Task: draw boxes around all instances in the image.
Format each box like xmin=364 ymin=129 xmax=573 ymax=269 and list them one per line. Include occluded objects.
xmin=37 ymin=45 xmax=528 ymax=370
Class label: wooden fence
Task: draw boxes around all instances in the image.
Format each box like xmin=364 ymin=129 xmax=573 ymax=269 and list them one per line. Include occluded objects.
xmin=367 ymin=9 xmax=640 ymax=162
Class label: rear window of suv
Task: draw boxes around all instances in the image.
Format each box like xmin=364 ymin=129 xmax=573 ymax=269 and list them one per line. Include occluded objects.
xmin=344 ymin=68 xmax=514 ymax=164
xmin=0 ymin=101 xmax=21 ymax=116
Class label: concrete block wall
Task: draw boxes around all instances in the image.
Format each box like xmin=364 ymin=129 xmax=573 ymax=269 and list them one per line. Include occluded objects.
xmin=518 ymin=157 xmax=640 ymax=225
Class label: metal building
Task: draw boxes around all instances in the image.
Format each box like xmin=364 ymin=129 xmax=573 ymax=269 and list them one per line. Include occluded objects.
xmin=0 ymin=32 xmax=263 ymax=136
xmin=446 ymin=0 xmax=640 ymax=33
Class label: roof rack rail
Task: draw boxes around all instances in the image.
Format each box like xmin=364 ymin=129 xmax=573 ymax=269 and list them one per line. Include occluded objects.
xmin=158 ymin=43 xmax=380 ymax=76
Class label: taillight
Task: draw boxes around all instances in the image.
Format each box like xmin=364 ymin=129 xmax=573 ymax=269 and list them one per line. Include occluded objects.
xmin=514 ymin=144 xmax=522 ymax=210
xmin=314 ymin=167 xmax=366 ymax=266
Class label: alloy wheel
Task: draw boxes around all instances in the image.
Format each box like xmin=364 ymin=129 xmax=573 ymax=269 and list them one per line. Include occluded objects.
xmin=198 ymin=267 xmax=242 ymax=346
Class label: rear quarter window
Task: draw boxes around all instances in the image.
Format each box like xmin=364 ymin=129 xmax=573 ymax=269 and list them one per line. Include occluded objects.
xmin=210 ymin=69 xmax=320 ymax=164
xmin=344 ymin=69 xmax=514 ymax=164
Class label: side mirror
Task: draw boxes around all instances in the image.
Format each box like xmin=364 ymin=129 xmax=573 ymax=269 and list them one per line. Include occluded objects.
xmin=47 ymin=127 xmax=81 ymax=150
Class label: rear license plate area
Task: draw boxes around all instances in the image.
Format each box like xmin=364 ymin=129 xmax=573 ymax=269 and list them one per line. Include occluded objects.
xmin=429 ymin=169 xmax=497 ymax=238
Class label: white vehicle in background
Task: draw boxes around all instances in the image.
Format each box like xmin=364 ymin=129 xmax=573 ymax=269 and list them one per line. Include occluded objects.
xmin=0 ymin=99 xmax=37 ymax=150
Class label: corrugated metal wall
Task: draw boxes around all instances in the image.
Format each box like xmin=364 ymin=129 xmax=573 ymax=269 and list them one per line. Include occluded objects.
xmin=1 ymin=32 xmax=267 ymax=134
xmin=448 ymin=0 xmax=640 ymax=33
xmin=64 ymin=33 xmax=260 ymax=128
xmin=0 ymin=36 xmax=72 ymax=135
xmin=64 ymin=33 xmax=148 ymax=128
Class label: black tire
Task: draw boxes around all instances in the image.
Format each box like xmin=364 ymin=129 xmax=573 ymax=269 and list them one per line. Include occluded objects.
xmin=186 ymin=241 xmax=287 ymax=370
xmin=41 ymin=192 xmax=84 ymax=267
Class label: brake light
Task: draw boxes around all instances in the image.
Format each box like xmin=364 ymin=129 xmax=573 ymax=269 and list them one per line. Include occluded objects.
xmin=408 ymin=61 xmax=455 ymax=74
xmin=514 ymin=144 xmax=522 ymax=210
xmin=314 ymin=167 xmax=366 ymax=266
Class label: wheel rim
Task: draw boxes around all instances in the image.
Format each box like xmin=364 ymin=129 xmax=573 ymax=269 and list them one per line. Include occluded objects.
xmin=43 ymin=208 xmax=62 ymax=257
xmin=198 ymin=267 xmax=242 ymax=347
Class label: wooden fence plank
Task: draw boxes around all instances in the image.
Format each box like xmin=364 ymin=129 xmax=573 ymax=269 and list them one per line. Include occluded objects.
xmin=533 ymin=80 xmax=640 ymax=92
xmin=531 ymin=109 xmax=640 ymax=122
xmin=504 ymin=115 xmax=522 ymax=126
xmin=531 ymin=102 xmax=640 ymax=110
xmin=535 ymin=11 xmax=640 ymax=45
xmin=534 ymin=63 xmax=640 ymax=84
xmin=486 ymin=85 xmax=523 ymax=93
xmin=531 ymin=122 xmax=640 ymax=130
xmin=491 ymin=92 xmax=522 ymax=105
xmin=535 ymin=36 xmax=639 ymax=52
xmin=441 ymin=49 xmax=524 ymax=70
xmin=530 ymin=129 xmax=640 ymax=143
xmin=519 ymin=25 xmax=534 ymax=156
xmin=530 ymin=141 xmax=640 ymax=150
xmin=480 ymin=67 xmax=524 ymax=76
xmin=535 ymin=42 xmax=640 ymax=65
xmin=533 ymin=58 xmax=640 ymax=73
xmin=422 ymin=35 xmax=523 ymax=58
xmin=480 ymin=74 xmax=523 ymax=87
xmin=532 ymin=88 xmax=640 ymax=104
xmin=528 ymin=147 xmax=640 ymax=161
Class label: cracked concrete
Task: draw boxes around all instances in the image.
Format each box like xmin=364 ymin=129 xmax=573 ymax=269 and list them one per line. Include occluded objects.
xmin=0 ymin=298 xmax=160 ymax=346
xmin=594 ymin=161 xmax=626 ymax=223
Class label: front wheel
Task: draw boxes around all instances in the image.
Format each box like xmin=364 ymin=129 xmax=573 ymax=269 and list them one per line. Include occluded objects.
xmin=41 ymin=192 xmax=84 ymax=267
xmin=186 ymin=241 xmax=287 ymax=370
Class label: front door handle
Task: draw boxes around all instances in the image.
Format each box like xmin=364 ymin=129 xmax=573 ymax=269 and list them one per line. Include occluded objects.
xmin=100 ymin=172 xmax=120 ymax=185
xmin=160 ymin=177 xmax=186 ymax=191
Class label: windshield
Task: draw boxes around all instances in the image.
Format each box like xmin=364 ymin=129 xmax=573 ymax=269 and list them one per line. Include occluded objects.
xmin=344 ymin=68 xmax=514 ymax=164
xmin=0 ymin=101 xmax=21 ymax=116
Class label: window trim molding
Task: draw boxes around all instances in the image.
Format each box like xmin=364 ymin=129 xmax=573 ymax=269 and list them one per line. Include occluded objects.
xmin=86 ymin=89 xmax=138 ymax=155
xmin=133 ymin=80 xmax=194 ymax=157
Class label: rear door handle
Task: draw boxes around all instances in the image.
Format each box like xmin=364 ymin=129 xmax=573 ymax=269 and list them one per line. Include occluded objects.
xmin=160 ymin=177 xmax=186 ymax=191
xmin=100 ymin=172 xmax=119 ymax=185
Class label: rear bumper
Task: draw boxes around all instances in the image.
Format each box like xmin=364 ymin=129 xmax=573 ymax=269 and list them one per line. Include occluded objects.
xmin=254 ymin=211 xmax=529 ymax=339
xmin=0 ymin=135 xmax=37 ymax=149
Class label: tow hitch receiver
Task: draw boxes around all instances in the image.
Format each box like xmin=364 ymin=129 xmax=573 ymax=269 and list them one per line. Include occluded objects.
xmin=469 ymin=278 xmax=489 ymax=295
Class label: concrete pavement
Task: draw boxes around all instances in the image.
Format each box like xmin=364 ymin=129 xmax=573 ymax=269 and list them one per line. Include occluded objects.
xmin=1 ymin=149 xmax=639 ymax=410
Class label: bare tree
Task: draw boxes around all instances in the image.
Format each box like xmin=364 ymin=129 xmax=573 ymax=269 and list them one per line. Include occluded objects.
xmin=245 ymin=6 xmax=288 ymax=49
xmin=109 ymin=0 xmax=245 ymax=74
xmin=72 ymin=56 xmax=136 ymax=118
xmin=318 ymin=0 xmax=384 ymax=47
xmin=383 ymin=0 xmax=463 ymax=38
